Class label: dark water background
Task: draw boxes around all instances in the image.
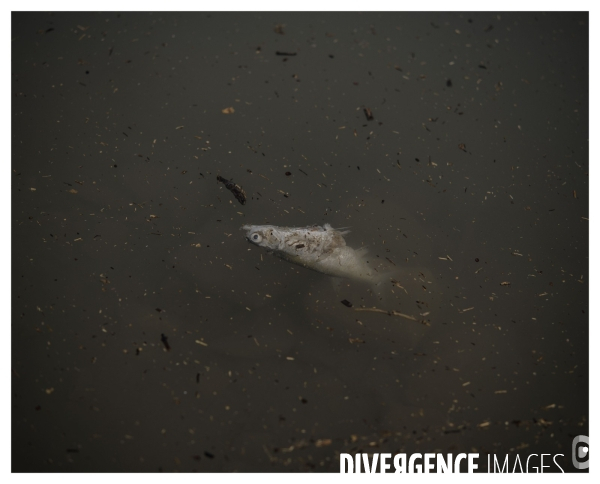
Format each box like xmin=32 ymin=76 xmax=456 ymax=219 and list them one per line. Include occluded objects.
xmin=12 ymin=11 xmax=588 ymax=472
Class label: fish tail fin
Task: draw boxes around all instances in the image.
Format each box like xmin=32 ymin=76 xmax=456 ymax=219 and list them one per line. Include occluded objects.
xmin=325 ymin=223 xmax=352 ymax=235
xmin=370 ymin=269 xmax=393 ymax=288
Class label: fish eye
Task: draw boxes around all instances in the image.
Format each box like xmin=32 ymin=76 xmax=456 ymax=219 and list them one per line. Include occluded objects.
xmin=251 ymin=233 xmax=262 ymax=242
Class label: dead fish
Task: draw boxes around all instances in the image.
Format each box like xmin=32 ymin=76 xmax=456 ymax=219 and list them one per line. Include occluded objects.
xmin=242 ymin=223 xmax=383 ymax=283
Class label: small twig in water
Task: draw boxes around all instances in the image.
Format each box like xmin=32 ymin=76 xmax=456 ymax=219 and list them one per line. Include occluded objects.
xmin=352 ymin=307 xmax=430 ymax=326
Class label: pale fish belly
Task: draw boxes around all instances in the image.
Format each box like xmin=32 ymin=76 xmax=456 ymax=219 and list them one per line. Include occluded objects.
xmin=277 ymin=245 xmax=376 ymax=282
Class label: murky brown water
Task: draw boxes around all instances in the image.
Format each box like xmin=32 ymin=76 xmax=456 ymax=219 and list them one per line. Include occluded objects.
xmin=12 ymin=11 xmax=588 ymax=472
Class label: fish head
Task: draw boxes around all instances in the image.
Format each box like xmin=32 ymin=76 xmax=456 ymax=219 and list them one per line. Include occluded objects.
xmin=241 ymin=225 xmax=281 ymax=250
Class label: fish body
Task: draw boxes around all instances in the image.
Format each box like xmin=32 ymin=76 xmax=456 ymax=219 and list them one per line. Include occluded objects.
xmin=242 ymin=223 xmax=379 ymax=282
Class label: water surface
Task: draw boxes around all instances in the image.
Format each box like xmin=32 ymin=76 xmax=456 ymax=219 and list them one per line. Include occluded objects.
xmin=12 ymin=11 xmax=588 ymax=472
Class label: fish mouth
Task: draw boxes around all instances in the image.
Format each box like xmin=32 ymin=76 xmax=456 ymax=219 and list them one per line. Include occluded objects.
xmin=241 ymin=225 xmax=252 ymax=241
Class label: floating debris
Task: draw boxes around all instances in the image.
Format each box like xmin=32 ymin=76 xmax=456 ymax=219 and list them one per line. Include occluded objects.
xmin=390 ymin=279 xmax=408 ymax=294
xmin=341 ymin=299 xmax=353 ymax=308
xmin=221 ymin=107 xmax=235 ymax=114
xmin=217 ymin=175 xmax=246 ymax=205
xmin=364 ymin=107 xmax=374 ymax=121
xmin=351 ymin=307 xmax=429 ymax=325
xmin=160 ymin=333 xmax=171 ymax=351
xmin=348 ymin=338 xmax=365 ymax=344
